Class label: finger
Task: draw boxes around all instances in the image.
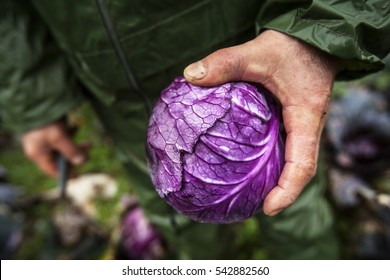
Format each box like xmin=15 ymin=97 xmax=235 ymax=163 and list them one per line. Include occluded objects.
xmin=48 ymin=130 xmax=87 ymax=166
xmin=36 ymin=153 xmax=58 ymax=177
xmin=24 ymin=144 xmax=58 ymax=177
xmin=263 ymin=105 xmax=327 ymax=216
xmin=183 ymin=45 xmax=250 ymax=86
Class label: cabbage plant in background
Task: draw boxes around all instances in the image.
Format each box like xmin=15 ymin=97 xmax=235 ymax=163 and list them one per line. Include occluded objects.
xmin=327 ymin=87 xmax=390 ymax=179
xmin=326 ymin=84 xmax=390 ymax=259
xmin=146 ymin=77 xmax=284 ymax=224
xmin=119 ymin=196 xmax=166 ymax=260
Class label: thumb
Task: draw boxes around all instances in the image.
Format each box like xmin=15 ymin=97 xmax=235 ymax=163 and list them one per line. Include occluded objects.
xmin=183 ymin=46 xmax=247 ymax=86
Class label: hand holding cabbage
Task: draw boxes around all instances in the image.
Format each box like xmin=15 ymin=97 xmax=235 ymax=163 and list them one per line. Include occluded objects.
xmin=147 ymin=30 xmax=338 ymax=221
xmin=186 ymin=30 xmax=338 ymax=217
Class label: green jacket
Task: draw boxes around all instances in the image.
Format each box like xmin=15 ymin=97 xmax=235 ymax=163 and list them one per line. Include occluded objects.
xmin=0 ymin=0 xmax=389 ymax=134
xmin=2 ymin=0 xmax=389 ymax=260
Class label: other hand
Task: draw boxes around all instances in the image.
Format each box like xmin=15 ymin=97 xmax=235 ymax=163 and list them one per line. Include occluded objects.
xmin=21 ymin=120 xmax=88 ymax=177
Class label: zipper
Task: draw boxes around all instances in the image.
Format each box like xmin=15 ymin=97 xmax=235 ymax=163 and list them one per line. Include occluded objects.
xmin=95 ymin=0 xmax=151 ymax=116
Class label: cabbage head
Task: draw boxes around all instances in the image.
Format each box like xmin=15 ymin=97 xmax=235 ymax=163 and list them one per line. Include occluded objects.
xmin=146 ymin=77 xmax=284 ymax=223
xmin=121 ymin=203 xmax=165 ymax=259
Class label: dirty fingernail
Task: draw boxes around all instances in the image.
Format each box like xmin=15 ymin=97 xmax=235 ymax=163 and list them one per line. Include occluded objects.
xmin=184 ymin=61 xmax=206 ymax=80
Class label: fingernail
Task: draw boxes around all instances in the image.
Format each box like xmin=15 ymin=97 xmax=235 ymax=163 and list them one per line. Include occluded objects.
xmin=71 ymin=155 xmax=85 ymax=166
xmin=184 ymin=61 xmax=206 ymax=80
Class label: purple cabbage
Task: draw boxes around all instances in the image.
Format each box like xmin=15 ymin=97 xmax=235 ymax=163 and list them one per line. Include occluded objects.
xmin=326 ymin=87 xmax=390 ymax=179
xmin=146 ymin=77 xmax=284 ymax=223
xmin=121 ymin=205 xmax=165 ymax=260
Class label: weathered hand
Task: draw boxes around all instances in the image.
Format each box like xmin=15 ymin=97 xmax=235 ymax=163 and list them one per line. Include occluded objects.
xmin=21 ymin=120 xmax=88 ymax=177
xmin=184 ymin=30 xmax=337 ymax=216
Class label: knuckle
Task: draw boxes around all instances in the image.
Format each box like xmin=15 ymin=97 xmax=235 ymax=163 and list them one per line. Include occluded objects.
xmin=23 ymin=145 xmax=40 ymax=159
xmin=297 ymin=160 xmax=317 ymax=181
xmin=212 ymin=48 xmax=244 ymax=77
xmin=286 ymin=192 xmax=297 ymax=206
xmin=48 ymin=129 xmax=65 ymax=143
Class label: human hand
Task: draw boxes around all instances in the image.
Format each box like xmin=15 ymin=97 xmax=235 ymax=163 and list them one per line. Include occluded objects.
xmin=21 ymin=120 xmax=88 ymax=177
xmin=183 ymin=30 xmax=338 ymax=216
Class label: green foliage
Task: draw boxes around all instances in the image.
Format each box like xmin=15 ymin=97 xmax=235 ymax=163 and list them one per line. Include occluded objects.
xmin=0 ymin=148 xmax=57 ymax=195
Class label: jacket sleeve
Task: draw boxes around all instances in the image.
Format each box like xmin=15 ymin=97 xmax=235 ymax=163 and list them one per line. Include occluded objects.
xmin=0 ymin=0 xmax=83 ymax=134
xmin=256 ymin=0 xmax=390 ymax=79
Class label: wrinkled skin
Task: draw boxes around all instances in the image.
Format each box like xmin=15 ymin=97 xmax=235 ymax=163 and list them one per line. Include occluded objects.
xmin=22 ymin=30 xmax=337 ymax=216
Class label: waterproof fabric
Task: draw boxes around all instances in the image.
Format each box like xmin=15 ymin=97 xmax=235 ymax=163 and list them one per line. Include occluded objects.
xmin=0 ymin=0 xmax=389 ymax=259
xmin=0 ymin=0 xmax=83 ymax=133
xmin=257 ymin=0 xmax=390 ymax=79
